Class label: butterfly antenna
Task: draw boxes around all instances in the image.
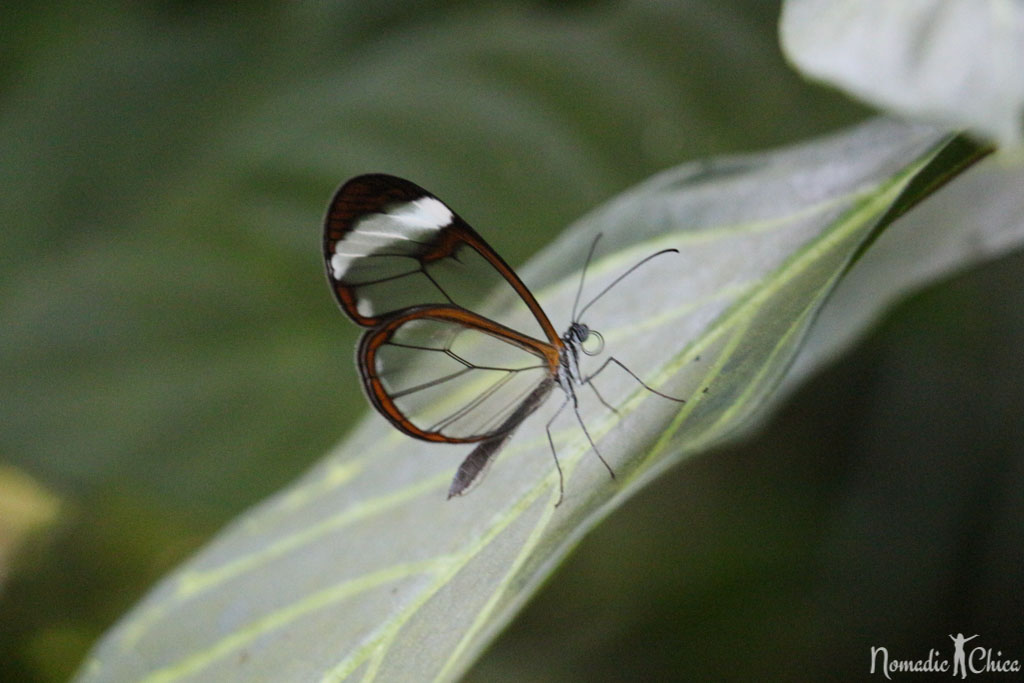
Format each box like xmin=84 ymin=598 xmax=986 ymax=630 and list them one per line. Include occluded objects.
xmin=576 ymin=248 xmax=679 ymax=321
xmin=570 ymin=233 xmax=603 ymax=322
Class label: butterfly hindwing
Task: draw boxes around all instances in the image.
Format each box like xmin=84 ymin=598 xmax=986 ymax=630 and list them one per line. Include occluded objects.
xmin=358 ymin=306 xmax=555 ymax=442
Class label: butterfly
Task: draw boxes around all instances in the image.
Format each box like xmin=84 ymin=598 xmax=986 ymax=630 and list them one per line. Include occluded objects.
xmin=323 ymin=174 xmax=683 ymax=504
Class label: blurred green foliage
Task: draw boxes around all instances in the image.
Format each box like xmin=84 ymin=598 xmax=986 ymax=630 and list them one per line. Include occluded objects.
xmin=1 ymin=0 xmax=1019 ymax=681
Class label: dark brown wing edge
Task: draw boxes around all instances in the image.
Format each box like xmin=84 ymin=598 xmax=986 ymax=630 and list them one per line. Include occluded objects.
xmin=323 ymin=175 xmax=426 ymax=327
xmin=447 ymin=376 xmax=556 ymax=498
xmin=324 ymin=173 xmax=562 ymax=348
xmin=443 ymin=215 xmax=562 ymax=348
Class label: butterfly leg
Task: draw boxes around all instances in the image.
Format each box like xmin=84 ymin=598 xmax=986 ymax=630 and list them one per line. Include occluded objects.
xmin=585 ymin=381 xmax=619 ymax=415
xmin=583 ymin=356 xmax=686 ymax=403
xmin=545 ymin=397 xmax=570 ymax=506
xmin=569 ymin=385 xmax=614 ymax=481
xmin=546 ymin=393 xmax=616 ymax=506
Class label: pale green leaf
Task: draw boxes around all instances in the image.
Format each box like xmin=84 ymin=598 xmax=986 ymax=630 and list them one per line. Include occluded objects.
xmin=75 ymin=119 xmax=985 ymax=682
xmin=780 ymin=0 xmax=1024 ymax=150
xmin=789 ymin=149 xmax=1024 ymax=391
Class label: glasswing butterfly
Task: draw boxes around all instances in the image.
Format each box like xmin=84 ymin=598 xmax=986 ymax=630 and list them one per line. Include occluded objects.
xmin=324 ymin=174 xmax=682 ymax=505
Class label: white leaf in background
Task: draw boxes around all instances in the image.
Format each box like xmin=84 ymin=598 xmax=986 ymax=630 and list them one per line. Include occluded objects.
xmin=781 ymin=0 xmax=1024 ymax=150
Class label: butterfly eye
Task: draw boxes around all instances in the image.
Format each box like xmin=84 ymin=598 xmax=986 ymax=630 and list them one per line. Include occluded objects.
xmin=581 ymin=329 xmax=604 ymax=356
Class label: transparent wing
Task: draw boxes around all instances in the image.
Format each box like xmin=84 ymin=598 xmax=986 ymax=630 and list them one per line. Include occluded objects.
xmin=359 ymin=307 xmax=556 ymax=442
xmin=324 ymin=174 xmax=559 ymax=346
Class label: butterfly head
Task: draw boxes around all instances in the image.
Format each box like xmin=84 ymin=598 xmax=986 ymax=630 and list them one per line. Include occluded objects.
xmin=564 ymin=321 xmax=604 ymax=356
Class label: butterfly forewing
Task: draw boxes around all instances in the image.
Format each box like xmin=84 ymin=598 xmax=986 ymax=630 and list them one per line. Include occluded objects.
xmin=325 ymin=174 xmax=563 ymax=444
xmin=324 ymin=174 xmax=558 ymax=345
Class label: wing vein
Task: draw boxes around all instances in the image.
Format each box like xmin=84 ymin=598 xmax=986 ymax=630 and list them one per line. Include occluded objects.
xmin=389 ymin=367 xmax=476 ymax=399
xmin=427 ymin=371 xmax=519 ymax=434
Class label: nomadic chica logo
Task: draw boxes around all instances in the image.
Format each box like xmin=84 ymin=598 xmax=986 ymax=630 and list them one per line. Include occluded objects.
xmin=870 ymin=634 xmax=1020 ymax=679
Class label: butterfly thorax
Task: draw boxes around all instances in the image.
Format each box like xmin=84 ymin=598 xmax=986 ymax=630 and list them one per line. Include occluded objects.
xmin=558 ymin=321 xmax=600 ymax=399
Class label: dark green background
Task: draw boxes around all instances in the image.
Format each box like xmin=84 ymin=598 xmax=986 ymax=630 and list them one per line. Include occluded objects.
xmin=1 ymin=1 xmax=1020 ymax=680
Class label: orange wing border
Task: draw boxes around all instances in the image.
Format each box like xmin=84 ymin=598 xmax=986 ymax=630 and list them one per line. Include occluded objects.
xmin=357 ymin=304 xmax=561 ymax=443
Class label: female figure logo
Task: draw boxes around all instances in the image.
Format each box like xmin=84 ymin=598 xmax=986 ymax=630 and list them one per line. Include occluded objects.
xmin=949 ymin=633 xmax=978 ymax=679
